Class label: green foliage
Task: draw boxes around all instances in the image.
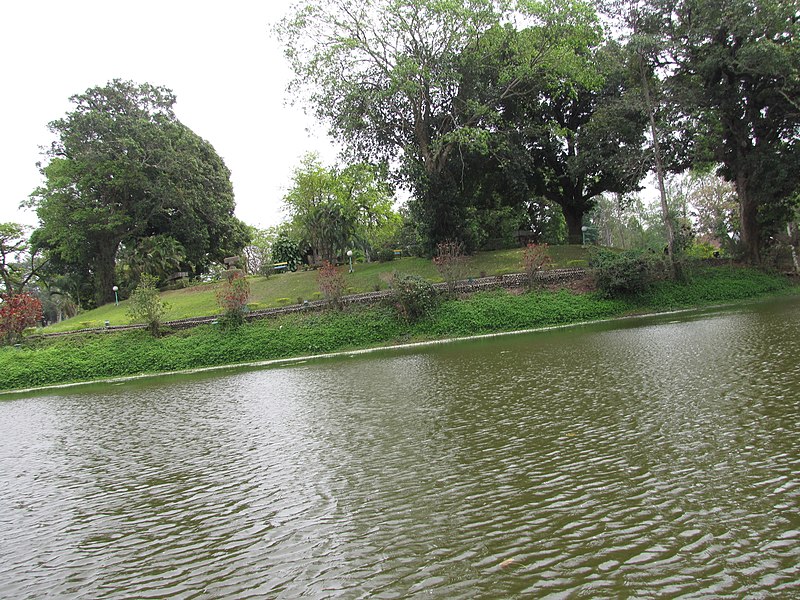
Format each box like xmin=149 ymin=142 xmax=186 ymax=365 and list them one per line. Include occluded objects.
xmin=277 ymin=0 xmax=606 ymax=250
xmin=1 ymin=265 xmax=794 ymax=392
xmin=376 ymin=248 xmax=396 ymax=262
xmin=117 ymin=234 xmax=187 ymax=290
xmin=283 ymin=154 xmax=395 ymax=265
xmin=387 ymin=273 xmax=437 ymax=322
xmin=644 ymin=0 xmax=800 ymax=262
xmin=216 ymin=272 xmax=251 ymax=328
xmin=29 ymin=80 xmax=248 ymax=307
xmin=637 ymin=265 xmax=791 ymax=308
xmin=271 ymin=233 xmax=302 ymax=271
xmin=459 ymin=33 xmax=647 ymax=244
xmin=0 ymin=223 xmax=44 ymax=295
xmin=685 ymin=242 xmax=724 ymax=260
xmin=126 ymin=274 xmax=169 ymax=336
xmin=415 ymin=289 xmax=627 ymax=337
xmin=589 ymin=248 xmax=666 ymax=298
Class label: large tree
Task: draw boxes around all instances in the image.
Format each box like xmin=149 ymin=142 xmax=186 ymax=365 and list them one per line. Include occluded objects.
xmin=657 ymin=0 xmax=800 ymax=263
xmin=276 ymin=0 xmax=601 ymax=250
xmin=458 ymin=34 xmax=649 ymax=244
xmin=29 ymin=80 xmax=248 ymax=306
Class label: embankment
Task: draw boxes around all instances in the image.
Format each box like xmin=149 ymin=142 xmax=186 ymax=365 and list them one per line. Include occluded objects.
xmin=1 ymin=265 xmax=795 ymax=393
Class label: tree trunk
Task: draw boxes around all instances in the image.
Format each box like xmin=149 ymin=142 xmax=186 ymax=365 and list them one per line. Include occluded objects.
xmin=736 ymin=173 xmax=760 ymax=264
xmin=562 ymin=205 xmax=584 ymax=245
xmin=788 ymin=222 xmax=799 ymax=274
xmin=615 ymin=193 xmax=627 ymax=250
xmin=639 ymin=57 xmax=678 ymax=279
xmin=93 ymin=240 xmax=118 ymax=306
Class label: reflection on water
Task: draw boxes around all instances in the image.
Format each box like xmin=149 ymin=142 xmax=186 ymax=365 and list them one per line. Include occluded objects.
xmin=1 ymin=298 xmax=799 ymax=598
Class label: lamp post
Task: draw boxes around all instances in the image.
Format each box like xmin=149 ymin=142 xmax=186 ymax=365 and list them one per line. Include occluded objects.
xmin=347 ymin=250 xmax=354 ymax=273
xmin=112 ymin=285 xmax=119 ymax=306
xmin=581 ymin=226 xmax=588 ymax=246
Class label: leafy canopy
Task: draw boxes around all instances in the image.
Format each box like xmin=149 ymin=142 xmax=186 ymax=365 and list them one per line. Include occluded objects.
xmin=276 ymin=0 xmax=604 ymax=248
xmin=30 ymin=80 xmax=248 ymax=306
xmin=282 ymin=153 xmax=396 ymax=264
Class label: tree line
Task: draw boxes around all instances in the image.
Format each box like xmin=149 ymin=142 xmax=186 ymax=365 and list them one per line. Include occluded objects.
xmin=1 ymin=0 xmax=798 ymax=335
xmin=276 ymin=0 xmax=799 ymax=262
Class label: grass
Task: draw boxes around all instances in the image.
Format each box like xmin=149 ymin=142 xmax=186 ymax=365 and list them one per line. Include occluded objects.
xmin=41 ymin=246 xmax=589 ymax=333
xmin=2 ymin=262 xmax=795 ymax=393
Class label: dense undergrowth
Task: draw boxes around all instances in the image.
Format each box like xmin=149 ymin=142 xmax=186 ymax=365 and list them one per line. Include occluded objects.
xmin=1 ymin=264 xmax=795 ymax=392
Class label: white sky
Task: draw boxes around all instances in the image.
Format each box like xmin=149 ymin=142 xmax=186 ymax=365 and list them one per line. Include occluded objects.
xmin=1 ymin=0 xmax=339 ymax=230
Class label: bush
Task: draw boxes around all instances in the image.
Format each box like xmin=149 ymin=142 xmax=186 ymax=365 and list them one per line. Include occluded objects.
xmin=685 ymin=242 xmax=725 ymax=259
xmin=522 ymin=243 xmax=551 ymax=290
xmin=388 ymin=273 xmax=438 ymax=322
xmin=318 ymin=261 xmax=346 ymax=309
xmin=127 ymin=274 xmax=170 ymax=337
xmin=433 ymin=240 xmax=469 ymax=295
xmin=0 ymin=292 xmax=43 ymax=345
xmin=376 ymin=247 xmax=396 ymax=262
xmin=216 ymin=271 xmax=251 ymax=328
xmin=272 ymin=233 xmax=302 ymax=271
xmin=589 ymin=249 xmax=666 ymax=298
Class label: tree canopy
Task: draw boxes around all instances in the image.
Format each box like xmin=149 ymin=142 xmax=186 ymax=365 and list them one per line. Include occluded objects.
xmin=622 ymin=0 xmax=800 ymax=263
xmin=277 ymin=0 xmax=798 ymax=264
xmin=29 ymin=80 xmax=248 ymax=306
xmin=455 ymin=34 xmax=649 ymax=244
xmin=282 ymin=154 xmax=396 ymax=264
xmin=277 ymin=0 xmax=603 ymax=250
xmin=0 ymin=222 xmax=51 ymax=296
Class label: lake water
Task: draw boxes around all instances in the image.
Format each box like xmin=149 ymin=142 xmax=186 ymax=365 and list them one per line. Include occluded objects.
xmin=1 ymin=297 xmax=799 ymax=598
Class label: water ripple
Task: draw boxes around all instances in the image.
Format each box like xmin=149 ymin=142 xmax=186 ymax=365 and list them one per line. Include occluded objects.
xmin=1 ymin=299 xmax=799 ymax=598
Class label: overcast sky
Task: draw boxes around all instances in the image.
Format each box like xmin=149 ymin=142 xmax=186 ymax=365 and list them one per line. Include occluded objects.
xmin=1 ymin=0 xmax=339 ymax=230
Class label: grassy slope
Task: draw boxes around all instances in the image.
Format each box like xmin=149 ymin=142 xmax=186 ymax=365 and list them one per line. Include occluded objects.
xmin=2 ymin=264 xmax=795 ymax=393
xmin=41 ymin=246 xmax=588 ymax=332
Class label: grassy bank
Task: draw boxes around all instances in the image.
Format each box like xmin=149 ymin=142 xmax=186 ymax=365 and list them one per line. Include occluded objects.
xmin=2 ymin=265 xmax=795 ymax=393
xmin=41 ymin=246 xmax=589 ymax=333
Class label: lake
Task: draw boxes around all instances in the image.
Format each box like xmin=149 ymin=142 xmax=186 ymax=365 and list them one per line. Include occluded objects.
xmin=1 ymin=297 xmax=799 ymax=598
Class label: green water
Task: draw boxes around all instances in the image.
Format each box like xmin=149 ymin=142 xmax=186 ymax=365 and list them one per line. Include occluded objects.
xmin=1 ymin=297 xmax=799 ymax=598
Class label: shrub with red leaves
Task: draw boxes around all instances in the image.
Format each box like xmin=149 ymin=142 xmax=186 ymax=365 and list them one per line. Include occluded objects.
xmin=317 ymin=261 xmax=346 ymax=309
xmin=522 ymin=243 xmax=551 ymax=290
xmin=0 ymin=292 xmax=43 ymax=345
xmin=216 ymin=271 xmax=251 ymax=327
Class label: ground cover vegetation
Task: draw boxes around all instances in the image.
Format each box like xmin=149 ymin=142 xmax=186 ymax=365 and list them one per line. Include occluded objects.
xmin=0 ymin=264 xmax=793 ymax=392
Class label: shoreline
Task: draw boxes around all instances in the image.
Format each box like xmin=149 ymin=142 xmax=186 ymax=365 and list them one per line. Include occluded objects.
xmin=0 ymin=296 xmax=786 ymax=398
